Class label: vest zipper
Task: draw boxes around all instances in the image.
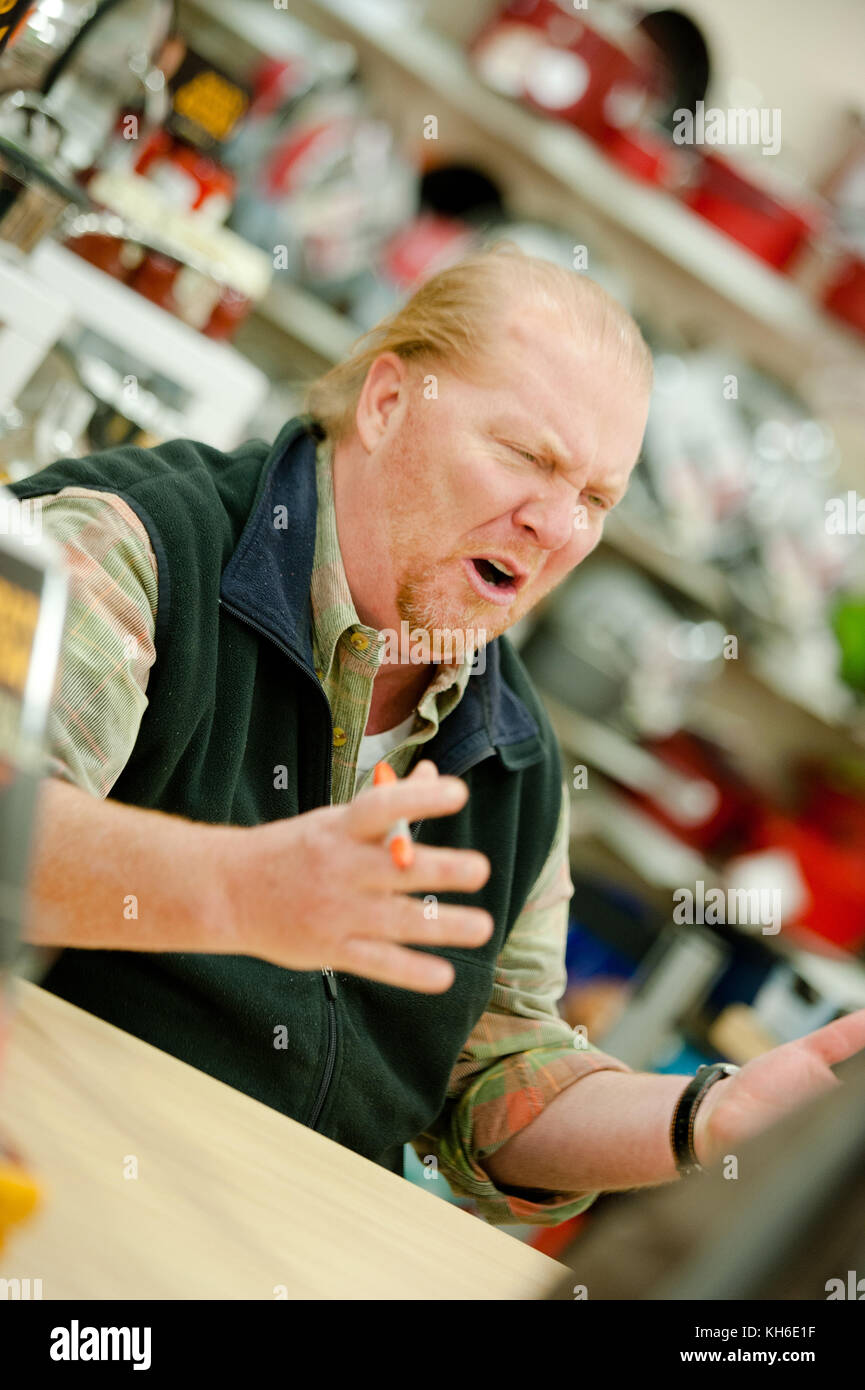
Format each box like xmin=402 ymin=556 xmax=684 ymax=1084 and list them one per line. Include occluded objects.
xmin=312 ymin=748 xmax=495 ymax=1131
xmin=308 ymin=967 xmax=339 ymax=1131
xmin=218 ymin=596 xmax=339 ymax=1131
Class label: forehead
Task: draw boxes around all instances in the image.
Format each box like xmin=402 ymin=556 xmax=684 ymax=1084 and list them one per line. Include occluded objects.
xmin=470 ymin=306 xmax=647 ymax=474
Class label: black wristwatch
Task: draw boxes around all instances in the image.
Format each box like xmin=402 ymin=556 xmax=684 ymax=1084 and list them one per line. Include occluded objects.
xmin=670 ymin=1062 xmax=739 ymax=1176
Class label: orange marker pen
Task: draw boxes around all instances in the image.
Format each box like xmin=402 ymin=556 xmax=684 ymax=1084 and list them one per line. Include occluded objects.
xmin=373 ymin=761 xmax=415 ymax=869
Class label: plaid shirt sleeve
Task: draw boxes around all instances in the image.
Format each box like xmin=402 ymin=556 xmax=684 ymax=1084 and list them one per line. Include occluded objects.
xmin=410 ymin=780 xmax=634 ymax=1226
xmin=32 ymin=487 xmax=158 ymax=798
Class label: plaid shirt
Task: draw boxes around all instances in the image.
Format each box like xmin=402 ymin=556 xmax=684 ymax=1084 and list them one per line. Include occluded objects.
xmin=34 ymin=435 xmax=632 ymax=1225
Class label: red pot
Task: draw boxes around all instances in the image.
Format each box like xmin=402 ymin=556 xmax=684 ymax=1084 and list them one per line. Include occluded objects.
xmin=681 ymin=152 xmax=817 ymax=270
xmin=822 ymin=251 xmax=865 ymax=335
xmin=471 ymin=0 xmax=659 ymax=142
xmin=599 ymin=124 xmax=689 ymax=188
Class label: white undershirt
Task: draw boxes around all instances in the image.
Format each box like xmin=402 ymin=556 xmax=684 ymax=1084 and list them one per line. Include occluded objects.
xmin=355 ymin=711 xmax=417 ymax=788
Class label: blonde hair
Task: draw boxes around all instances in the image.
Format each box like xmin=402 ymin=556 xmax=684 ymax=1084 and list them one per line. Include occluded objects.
xmin=304 ymin=241 xmax=653 ymax=442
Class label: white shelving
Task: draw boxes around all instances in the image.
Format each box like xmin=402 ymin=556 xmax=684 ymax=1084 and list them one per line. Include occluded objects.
xmin=257 ymin=277 xmax=361 ymax=366
xmin=29 ymin=241 xmax=269 ymax=449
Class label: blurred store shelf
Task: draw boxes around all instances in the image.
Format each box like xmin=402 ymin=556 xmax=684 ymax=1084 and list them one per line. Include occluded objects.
xmin=602 ymin=513 xmax=728 ymax=614
xmin=180 ymin=0 xmax=865 ymax=755
xmin=187 ymin=0 xmax=865 ymax=398
xmin=257 ymin=276 xmax=361 ymax=366
xmin=543 ymin=693 xmax=722 ymax=827
xmin=600 ymin=519 xmax=865 ymax=744
xmin=177 ymin=0 xmax=865 ymax=754
xmin=26 ymin=241 xmax=269 ymax=449
xmin=513 ymin=544 xmax=865 ymax=751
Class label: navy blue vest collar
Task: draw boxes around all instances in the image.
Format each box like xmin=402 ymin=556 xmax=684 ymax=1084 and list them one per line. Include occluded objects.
xmin=220 ymin=416 xmax=544 ymax=774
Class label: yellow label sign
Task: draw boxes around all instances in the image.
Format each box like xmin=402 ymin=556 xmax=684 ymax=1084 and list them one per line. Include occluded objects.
xmin=173 ymin=71 xmax=248 ymax=142
xmin=0 ymin=575 xmax=38 ymax=696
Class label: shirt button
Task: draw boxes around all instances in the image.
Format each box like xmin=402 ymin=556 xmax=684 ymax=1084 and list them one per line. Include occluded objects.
xmin=333 ymin=727 xmax=347 ymax=748
xmin=349 ymin=631 xmax=370 ymax=652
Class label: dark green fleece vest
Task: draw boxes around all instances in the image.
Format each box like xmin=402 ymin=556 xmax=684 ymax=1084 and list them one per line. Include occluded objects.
xmin=9 ymin=416 xmax=564 ymax=1175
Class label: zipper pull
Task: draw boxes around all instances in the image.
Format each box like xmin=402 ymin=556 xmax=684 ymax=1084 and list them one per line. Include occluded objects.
xmin=321 ymin=966 xmax=338 ymax=1000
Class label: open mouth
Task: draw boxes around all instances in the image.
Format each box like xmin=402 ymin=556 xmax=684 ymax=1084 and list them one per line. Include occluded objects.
xmin=464 ymin=556 xmax=523 ymax=606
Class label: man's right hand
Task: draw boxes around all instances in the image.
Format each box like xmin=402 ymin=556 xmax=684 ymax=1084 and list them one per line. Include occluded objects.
xmin=226 ymin=760 xmax=493 ymax=993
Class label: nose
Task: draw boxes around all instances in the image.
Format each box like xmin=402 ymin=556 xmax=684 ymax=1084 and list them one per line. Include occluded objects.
xmin=511 ymin=487 xmax=580 ymax=553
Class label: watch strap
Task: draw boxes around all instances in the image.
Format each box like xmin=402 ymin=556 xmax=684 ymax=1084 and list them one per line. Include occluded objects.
xmin=670 ymin=1062 xmax=739 ymax=1176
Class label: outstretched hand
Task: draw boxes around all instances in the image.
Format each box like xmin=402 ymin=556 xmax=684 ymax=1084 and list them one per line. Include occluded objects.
xmin=227 ymin=757 xmax=492 ymax=992
xmin=694 ymin=1007 xmax=865 ymax=1166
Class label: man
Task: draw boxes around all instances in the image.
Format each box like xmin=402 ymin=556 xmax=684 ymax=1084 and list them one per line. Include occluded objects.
xmin=13 ymin=245 xmax=865 ymax=1225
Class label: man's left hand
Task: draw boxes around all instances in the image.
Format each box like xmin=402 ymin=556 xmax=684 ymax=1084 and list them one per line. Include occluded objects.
xmin=694 ymin=1007 xmax=865 ymax=1166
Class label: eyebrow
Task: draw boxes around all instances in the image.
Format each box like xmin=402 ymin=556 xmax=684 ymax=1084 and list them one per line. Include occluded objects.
xmin=492 ymin=421 xmax=625 ymax=503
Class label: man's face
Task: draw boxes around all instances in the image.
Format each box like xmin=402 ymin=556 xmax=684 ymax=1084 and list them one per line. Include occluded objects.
xmin=366 ymin=305 xmax=651 ymax=650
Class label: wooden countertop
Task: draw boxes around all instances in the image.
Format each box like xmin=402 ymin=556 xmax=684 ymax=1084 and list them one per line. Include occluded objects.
xmin=0 ymin=979 xmax=566 ymax=1299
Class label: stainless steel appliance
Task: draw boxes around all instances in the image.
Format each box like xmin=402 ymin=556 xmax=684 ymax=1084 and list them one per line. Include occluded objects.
xmin=0 ymin=0 xmax=174 ymax=254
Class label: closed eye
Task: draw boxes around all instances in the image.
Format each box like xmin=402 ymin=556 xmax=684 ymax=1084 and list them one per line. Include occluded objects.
xmin=507 ymin=442 xmax=550 ymax=469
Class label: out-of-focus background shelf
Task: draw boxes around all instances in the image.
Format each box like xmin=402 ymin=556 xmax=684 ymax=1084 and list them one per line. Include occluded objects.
xmin=188 ymin=0 xmax=865 ymax=410
xmin=255 ymin=275 xmax=361 ymax=369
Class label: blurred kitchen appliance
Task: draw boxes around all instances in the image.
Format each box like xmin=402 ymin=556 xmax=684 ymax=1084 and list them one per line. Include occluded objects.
xmin=0 ymin=0 xmax=174 ymax=257
xmin=25 ymin=238 xmax=268 ymax=448
xmin=0 ymin=0 xmax=173 ymax=171
xmin=522 ymin=560 xmax=727 ymax=737
xmin=681 ymin=152 xmax=819 ymax=271
xmin=0 ymin=89 xmax=91 ymax=252
xmin=0 ymin=491 xmax=67 ymax=975
xmin=596 ymin=923 xmax=730 ymax=1068
xmin=0 ymin=488 xmax=67 ymax=1252
xmin=470 ymin=0 xmax=666 ymax=142
xmin=0 ymin=3 xmax=33 ymax=61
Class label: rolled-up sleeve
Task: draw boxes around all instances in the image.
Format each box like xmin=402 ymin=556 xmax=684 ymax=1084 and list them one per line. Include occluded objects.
xmin=33 ymin=487 xmax=158 ymax=799
xmin=410 ymin=780 xmax=633 ymax=1226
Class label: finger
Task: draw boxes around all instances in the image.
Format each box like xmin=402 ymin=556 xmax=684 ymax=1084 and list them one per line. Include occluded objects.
xmin=377 ymin=898 xmax=494 ymax=947
xmin=799 ymin=1007 xmax=865 ymax=1068
xmin=353 ymin=842 xmax=491 ymax=895
xmin=346 ymin=777 xmax=468 ymax=840
xmin=350 ymin=894 xmax=493 ymax=948
xmin=408 ymin=759 xmax=439 ymax=781
xmin=336 ymin=937 xmax=456 ymax=993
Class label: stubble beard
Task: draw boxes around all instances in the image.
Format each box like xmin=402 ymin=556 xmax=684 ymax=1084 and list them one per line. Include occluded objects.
xmin=394 ymin=558 xmax=514 ymax=663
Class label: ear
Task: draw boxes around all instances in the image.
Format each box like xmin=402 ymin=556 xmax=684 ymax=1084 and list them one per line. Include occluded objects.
xmin=355 ymin=353 xmax=409 ymax=452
